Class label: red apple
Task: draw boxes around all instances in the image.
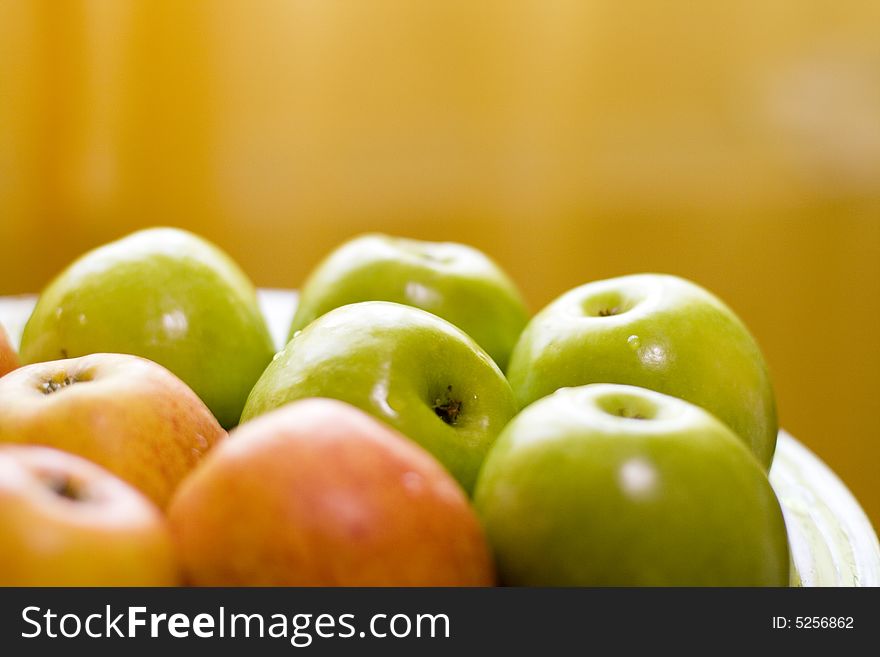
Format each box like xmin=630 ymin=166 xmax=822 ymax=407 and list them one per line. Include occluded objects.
xmin=0 ymin=323 xmax=18 ymax=377
xmin=168 ymin=398 xmax=495 ymax=586
xmin=0 ymin=445 xmax=178 ymax=586
xmin=0 ymin=353 xmax=226 ymax=508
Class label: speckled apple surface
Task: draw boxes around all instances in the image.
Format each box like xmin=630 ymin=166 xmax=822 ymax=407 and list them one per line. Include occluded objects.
xmin=0 ymin=353 xmax=226 ymax=508
xmin=1 ymin=290 xmax=877 ymax=586
xmin=169 ymin=398 xmax=495 ymax=586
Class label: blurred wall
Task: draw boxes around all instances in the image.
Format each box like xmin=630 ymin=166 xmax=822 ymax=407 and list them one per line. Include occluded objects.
xmin=1 ymin=1 xmax=878 ymax=526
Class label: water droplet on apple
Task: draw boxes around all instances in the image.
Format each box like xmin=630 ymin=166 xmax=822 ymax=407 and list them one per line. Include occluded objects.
xmin=627 ymin=335 xmax=641 ymax=350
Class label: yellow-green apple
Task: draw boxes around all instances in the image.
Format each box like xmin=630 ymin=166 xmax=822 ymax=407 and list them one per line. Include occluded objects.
xmin=0 ymin=445 xmax=178 ymax=586
xmin=506 ymin=274 xmax=778 ymax=468
xmin=0 ymin=323 xmax=17 ymax=377
xmin=0 ymin=353 xmax=226 ymax=507
xmin=169 ymin=398 xmax=495 ymax=586
xmin=19 ymin=227 xmax=275 ymax=428
xmin=242 ymin=301 xmax=518 ymax=493
xmin=288 ymin=234 xmax=529 ymax=369
xmin=475 ymin=384 xmax=790 ymax=586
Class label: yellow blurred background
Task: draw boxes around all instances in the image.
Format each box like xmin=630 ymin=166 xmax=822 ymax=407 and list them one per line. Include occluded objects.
xmin=1 ymin=1 xmax=878 ymax=526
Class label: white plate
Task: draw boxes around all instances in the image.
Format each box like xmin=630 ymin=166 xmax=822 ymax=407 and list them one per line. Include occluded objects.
xmin=2 ymin=291 xmax=878 ymax=586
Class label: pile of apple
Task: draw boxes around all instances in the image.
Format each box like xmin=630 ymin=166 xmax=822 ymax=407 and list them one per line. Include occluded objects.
xmin=0 ymin=229 xmax=790 ymax=586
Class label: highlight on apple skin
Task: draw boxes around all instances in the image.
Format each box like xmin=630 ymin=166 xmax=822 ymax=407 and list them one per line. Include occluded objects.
xmin=506 ymin=274 xmax=778 ymax=468
xmin=242 ymin=301 xmax=519 ymax=494
xmin=0 ymin=353 xmax=227 ymax=508
xmin=18 ymin=227 xmax=276 ymax=429
xmin=0 ymin=445 xmax=179 ymax=586
xmin=289 ymin=234 xmax=530 ymax=370
xmin=169 ymin=398 xmax=496 ymax=586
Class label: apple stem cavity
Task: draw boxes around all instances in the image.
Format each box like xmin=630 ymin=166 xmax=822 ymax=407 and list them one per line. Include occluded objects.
xmin=40 ymin=375 xmax=76 ymax=395
xmin=38 ymin=368 xmax=94 ymax=395
xmin=594 ymin=393 xmax=658 ymax=421
xmin=433 ymin=385 xmax=463 ymax=425
xmin=581 ymin=291 xmax=637 ymax=318
xmin=43 ymin=473 xmax=83 ymax=502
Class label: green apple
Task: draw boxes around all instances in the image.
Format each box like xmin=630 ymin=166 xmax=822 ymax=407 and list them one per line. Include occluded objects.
xmin=242 ymin=301 xmax=518 ymax=493
xmin=506 ymin=274 xmax=777 ymax=468
xmin=0 ymin=353 xmax=227 ymax=507
xmin=0 ymin=322 xmax=17 ymax=377
xmin=170 ymin=398 xmax=495 ymax=586
xmin=19 ymin=227 xmax=275 ymax=428
xmin=0 ymin=445 xmax=178 ymax=586
xmin=475 ymin=384 xmax=790 ymax=586
xmin=288 ymin=234 xmax=529 ymax=370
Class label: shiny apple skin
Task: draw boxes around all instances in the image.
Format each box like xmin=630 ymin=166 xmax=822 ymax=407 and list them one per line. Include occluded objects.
xmin=506 ymin=274 xmax=778 ymax=468
xmin=19 ymin=227 xmax=274 ymax=428
xmin=0 ymin=353 xmax=226 ymax=508
xmin=243 ymin=301 xmax=518 ymax=494
xmin=0 ymin=445 xmax=178 ymax=586
xmin=170 ymin=399 xmax=495 ymax=586
xmin=474 ymin=384 xmax=790 ymax=586
xmin=289 ymin=234 xmax=529 ymax=370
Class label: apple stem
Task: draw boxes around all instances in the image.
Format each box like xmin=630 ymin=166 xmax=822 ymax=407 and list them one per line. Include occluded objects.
xmin=433 ymin=385 xmax=463 ymax=425
xmin=40 ymin=375 xmax=76 ymax=394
